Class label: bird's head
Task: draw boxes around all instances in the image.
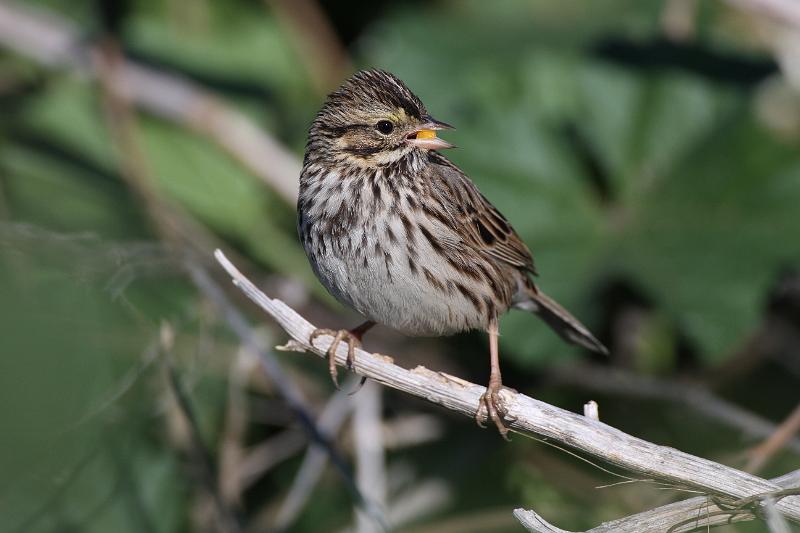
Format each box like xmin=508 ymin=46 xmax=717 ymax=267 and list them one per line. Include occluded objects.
xmin=307 ymin=69 xmax=454 ymax=167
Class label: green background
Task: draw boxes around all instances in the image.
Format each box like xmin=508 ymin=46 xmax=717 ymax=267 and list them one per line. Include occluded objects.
xmin=1 ymin=1 xmax=798 ymax=531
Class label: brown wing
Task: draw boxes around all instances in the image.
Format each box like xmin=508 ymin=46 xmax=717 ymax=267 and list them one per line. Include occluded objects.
xmin=423 ymin=153 xmax=538 ymax=276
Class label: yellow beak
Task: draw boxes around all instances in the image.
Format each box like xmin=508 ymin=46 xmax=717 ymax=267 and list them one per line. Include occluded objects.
xmin=415 ymin=129 xmax=438 ymax=140
xmin=406 ymin=116 xmax=455 ymax=150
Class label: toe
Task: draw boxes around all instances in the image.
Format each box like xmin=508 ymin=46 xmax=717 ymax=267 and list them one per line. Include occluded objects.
xmin=475 ymin=404 xmax=487 ymax=429
xmin=328 ymin=349 xmax=340 ymax=389
xmin=309 ymin=328 xmax=335 ymax=347
xmin=312 ymin=329 xmax=364 ymax=391
xmin=345 ymin=339 xmax=357 ymax=370
xmin=479 ymin=387 xmax=510 ymax=439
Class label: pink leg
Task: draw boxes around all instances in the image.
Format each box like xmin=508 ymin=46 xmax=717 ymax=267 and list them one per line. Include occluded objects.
xmin=477 ymin=317 xmax=509 ymax=439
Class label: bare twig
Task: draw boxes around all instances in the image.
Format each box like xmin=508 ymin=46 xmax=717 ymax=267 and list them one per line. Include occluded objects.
xmin=160 ymin=324 xmax=243 ymax=533
xmin=219 ymin=346 xmax=260 ymax=506
xmin=396 ymin=505 xmax=519 ymax=533
xmin=583 ymin=401 xmax=600 ymax=421
xmin=91 ymin=32 xmax=240 ymax=268
xmin=239 ymin=430 xmax=307 ymax=489
xmin=514 ymin=511 xmax=574 ymax=533
xmin=213 ymin=249 xmax=800 ymax=522
xmin=549 ymin=363 xmax=800 ymax=454
xmin=354 ymin=381 xmax=388 ymax=533
xmin=748 ymin=402 xmax=800 ymax=472
xmin=514 ymin=469 xmax=800 ymax=533
xmin=271 ymin=382 xmax=355 ymax=531
xmin=0 ymin=1 xmax=301 ymax=205
xmin=267 ymin=0 xmax=352 ymax=93
xmin=382 ymin=414 xmax=444 ymax=449
xmin=383 ymin=479 xmax=452 ymax=531
xmin=92 ymin=37 xmax=183 ymax=244
xmin=765 ymin=496 xmax=793 ymax=533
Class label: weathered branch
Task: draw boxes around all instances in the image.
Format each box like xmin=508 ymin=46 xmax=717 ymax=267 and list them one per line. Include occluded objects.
xmin=549 ymin=364 xmax=800 ymax=454
xmin=213 ymin=249 xmax=800 ymax=526
xmin=354 ymin=382 xmax=388 ymax=533
xmin=514 ymin=469 xmax=800 ymax=532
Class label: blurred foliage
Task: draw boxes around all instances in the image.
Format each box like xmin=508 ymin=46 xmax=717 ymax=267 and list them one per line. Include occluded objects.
xmin=364 ymin=1 xmax=799 ymax=365
xmin=1 ymin=0 xmax=799 ymax=532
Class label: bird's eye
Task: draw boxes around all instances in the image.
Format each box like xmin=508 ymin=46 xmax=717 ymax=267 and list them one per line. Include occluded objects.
xmin=375 ymin=120 xmax=394 ymax=135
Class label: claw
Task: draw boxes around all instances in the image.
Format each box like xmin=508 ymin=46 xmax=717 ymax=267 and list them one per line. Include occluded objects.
xmin=477 ymin=381 xmax=510 ymax=440
xmin=308 ymin=327 xmax=367 ymax=393
xmin=346 ymin=339 xmax=356 ymax=370
xmin=309 ymin=328 xmax=344 ymax=389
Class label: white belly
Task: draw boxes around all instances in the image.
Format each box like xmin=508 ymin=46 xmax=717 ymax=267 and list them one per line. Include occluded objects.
xmin=307 ymin=211 xmax=489 ymax=337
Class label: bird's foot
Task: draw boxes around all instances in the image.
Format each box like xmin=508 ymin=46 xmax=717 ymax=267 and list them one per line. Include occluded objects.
xmin=477 ymin=379 xmax=512 ymax=440
xmin=309 ymin=328 xmax=366 ymax=393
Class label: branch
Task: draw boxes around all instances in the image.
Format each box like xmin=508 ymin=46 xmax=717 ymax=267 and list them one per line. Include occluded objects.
xmin=212 ymin=249 xmax=800 ymax=524
xmin=548 ymin=364 xmax=800 ymax=454
xmin=271 ymin=381 xmax=355 ymax=531
xmin=0 ymin=1 xmax=301 ymax=205
xmin=747 ymin=402 xmax=800 ymax=471
xmin=159 ymin=324 xmax=243 ymax=533
xmin=514 ymin=469 xmax=800 ymax=533
xmin=354 ymin=381 xmax=388 ymax=533
xmin=266 ymin=0 xmax=352 ymax=93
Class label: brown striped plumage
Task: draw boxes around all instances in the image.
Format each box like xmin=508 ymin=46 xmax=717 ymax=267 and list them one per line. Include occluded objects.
xmin=298 ymin=69 xmax=606 ymax=436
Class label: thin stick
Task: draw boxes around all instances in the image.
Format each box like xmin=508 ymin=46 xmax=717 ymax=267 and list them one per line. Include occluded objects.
xmin=272 ymin=382 xmax=356 ymax=531
xmin=354 ymin=381 xmax=388 ymax=533
xmin=267 ymin=0 xmax=352 ymax=93
xmin=160 ymin=325 xmax=243 ymax=533
xmin=549 ymin=364 xmax=800 ymax=454
xmin=747 ymin=402 xmax=800 ymax=472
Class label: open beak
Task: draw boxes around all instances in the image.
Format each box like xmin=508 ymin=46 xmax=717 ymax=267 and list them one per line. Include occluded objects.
xmin=406 ymin=115 xmax=455 ymax=150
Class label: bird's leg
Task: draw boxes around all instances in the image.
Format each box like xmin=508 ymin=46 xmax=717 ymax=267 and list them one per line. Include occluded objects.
xmin=309 ymin=321 xmax=375 ymax=391
xmin=477 ymin=318 xmax=510 ymax=439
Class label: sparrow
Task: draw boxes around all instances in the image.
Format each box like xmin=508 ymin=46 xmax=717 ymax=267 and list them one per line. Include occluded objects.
xmin=297 ymin=69 xmax=607 ymax=436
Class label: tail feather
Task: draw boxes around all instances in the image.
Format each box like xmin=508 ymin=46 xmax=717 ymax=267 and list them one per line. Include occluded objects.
xmin=516 ymin=290 xmax=608 ymax=355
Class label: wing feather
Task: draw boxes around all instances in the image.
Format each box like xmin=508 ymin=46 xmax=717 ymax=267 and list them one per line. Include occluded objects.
xmin=423 ymin=154 xmax=538 ymax=276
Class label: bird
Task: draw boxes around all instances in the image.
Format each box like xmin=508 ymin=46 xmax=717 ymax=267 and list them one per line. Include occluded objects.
xmin=297 ymin=69 xmax=607 ymax=437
